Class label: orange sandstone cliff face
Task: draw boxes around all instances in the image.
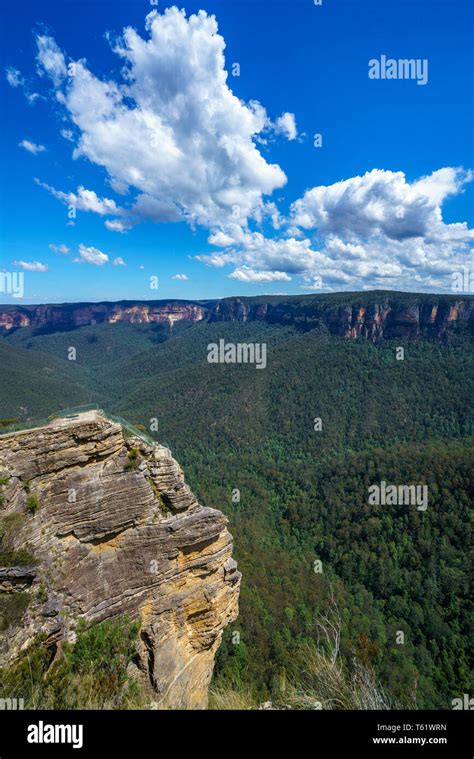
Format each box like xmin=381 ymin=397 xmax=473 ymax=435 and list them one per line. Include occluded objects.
xmin=209 ymin=296 xmax=474 ymax=340
xmin=0 ymin=303 xmax=206 ymax=331
xmin=0 ymin=295 xmax=472 ymax=340
xmin=0 ymin=411 xmax=240 ymax=709
xmin=0 ymin=311 xmax=30 ymax=330
xmin=106 ymin=304 xmax=205 ymax=326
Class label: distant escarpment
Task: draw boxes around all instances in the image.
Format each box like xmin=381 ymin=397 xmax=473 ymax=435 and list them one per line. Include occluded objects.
xmin=0 ymin=301 xmax=206 ymax=333
xmin=209 ymin=293 xmax=474 ymax=341
xmin=0 ymin=411 xmax=240 ymax=709
xmin=0 ymin=292 xmax=473 ymax=341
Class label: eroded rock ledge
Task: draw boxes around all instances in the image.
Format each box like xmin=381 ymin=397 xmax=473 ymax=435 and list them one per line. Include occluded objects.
xmin=0 ymin=411 xmax=240 ymax=709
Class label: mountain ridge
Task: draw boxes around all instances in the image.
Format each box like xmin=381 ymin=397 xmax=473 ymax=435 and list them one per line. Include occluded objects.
xmin=1 ymin=291 xmax=473 ymax=341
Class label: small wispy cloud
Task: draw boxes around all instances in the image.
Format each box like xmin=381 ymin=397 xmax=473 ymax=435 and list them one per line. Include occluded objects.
xmin=6 ymin=67 xmax=24 ymax=88
xmin=113 ymin=257 xmax=126 ymax=266
xmin=13 ymin=260 xmax=48 ymax=272
xmin=6 ymin=67 xmax=41 ymax=105
xmin=19 ymin=139 xmax=46 ymax=155
xmin=49 ymin=243 xmax=69 ymax=255
xmin=172 ymin=273 xmax=189 ymax=281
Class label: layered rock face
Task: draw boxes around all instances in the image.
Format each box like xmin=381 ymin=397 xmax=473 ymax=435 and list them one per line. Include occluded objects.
xmin=209 ymin=296 xmax=474 ymax=340
xmin=0 ymin=411 xmax=240 ymax=709
xmin=0 ymin=302 xmax=206 ymax=331
xmin=0 ymin=311 xmax=30 ymax=330
xmin=1 ymin=294 xmax=472 ymax=341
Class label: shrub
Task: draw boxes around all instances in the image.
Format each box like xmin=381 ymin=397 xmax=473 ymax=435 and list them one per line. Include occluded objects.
xmin=208 ymin=685 xmax=258 ymax=710
xmin=0 ymin=617 xmax=147 ymax=710
xmin=36 ymin=582 xmax=48 ymax=603
xmin=26 ymin=495 xmax=39 ymax=515
xmin=0 ymin=549 xmax=36 ymax=567
xmin=0 ymin=593 xmax=30 ymax=632
xmin=124 ymin=448 xmax=140 ymax=471
xmin=0 ymin=515 xmax=36 ymax=566
xmin=0 ymin=419 xmax=19 ymax=429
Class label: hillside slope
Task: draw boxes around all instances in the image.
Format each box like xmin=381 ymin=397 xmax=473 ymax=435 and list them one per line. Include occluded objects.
xmin=0 ymin=291 xmax=472 ymax=708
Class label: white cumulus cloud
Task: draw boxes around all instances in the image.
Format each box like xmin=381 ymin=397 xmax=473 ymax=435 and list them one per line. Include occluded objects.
xmin=291 ymin=167 xmax=473 ymax=244
xmin=274 ymin=112 xmax=298 ymax=141
xmin=35 ymin=180 xmax=121 ymax=216
xmin=74 ymin=244 xmax=109 ymax=266
xmin=34 ymin=7 xmax=290 ymax=234
xmin=196 ymin=167 xmax=474 ymax=291
xmin=229 ymin=267 xmax=292 ymax=283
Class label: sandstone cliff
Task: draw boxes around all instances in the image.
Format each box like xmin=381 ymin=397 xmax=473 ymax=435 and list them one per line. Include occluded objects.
xmin=1 ymin=293 xmax=472 ymax=341
xmin=0 ymin=301 xmax=205 ymax=332
xmin=0 ymin=411 xmax=240 ymax=709
xmin=209 ymin=294 xmax=474 ymax=341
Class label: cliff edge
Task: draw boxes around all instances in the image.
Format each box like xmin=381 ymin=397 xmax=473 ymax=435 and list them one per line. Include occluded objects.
xmin=0 ymin=411 xmax=240 ymax=709
xmin=1 ymin=293 xmax=472 ymax=341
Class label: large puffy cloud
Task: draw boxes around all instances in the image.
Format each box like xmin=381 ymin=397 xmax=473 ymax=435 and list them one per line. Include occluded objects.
xmin=196 ymin=168 xmax=474 ymax=290
xmin=291 ymin=168 xmax=473 ymax=244
xmin=31 ymin=8 xmax=472 ymax=292
xmin=287 ymin=168 xmax=474 ymax=289
xmin=35 ymin=7 xmax=293 ymax=233
xmin=197 ymin=231 xmax=322 ymax=273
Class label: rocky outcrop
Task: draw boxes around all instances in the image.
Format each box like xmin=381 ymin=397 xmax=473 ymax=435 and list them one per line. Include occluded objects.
xmin=1 ymin=293 xmax=472 ymax=341
xmin=209 ymin=295 xmax=474 ymax=341
xmin=0 ymin=302 xmax=206 ymax=332
xmin=0 ymin=310 xmax=31 ymax=331
xmin=0 ymin=411 xmax=240 ymax=709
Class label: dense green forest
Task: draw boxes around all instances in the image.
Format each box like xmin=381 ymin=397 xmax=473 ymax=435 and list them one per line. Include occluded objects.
xmin=0 ymin=296 xmax=472 ymax=708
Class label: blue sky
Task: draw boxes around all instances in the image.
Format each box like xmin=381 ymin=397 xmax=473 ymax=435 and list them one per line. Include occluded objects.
xmin=1 ymin=0 xmax=473 ymax=303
